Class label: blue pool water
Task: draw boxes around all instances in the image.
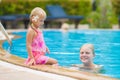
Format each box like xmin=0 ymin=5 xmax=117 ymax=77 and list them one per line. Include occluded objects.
xmin=2 ymin=30 xmax=120 ymax=79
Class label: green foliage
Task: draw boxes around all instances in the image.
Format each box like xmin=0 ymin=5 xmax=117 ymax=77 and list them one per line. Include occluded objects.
xmin=0 ymin=0 xmax=91 ymax=16
xmin=111 ymin=0 xmax=120 ymax=16
xmin=87 ymin=0 xmax=118 ymax=29
xmin=87 ymin=12 xmax=101 ymax=28
xmin=0 ymin=0 xmax=92 ymax=26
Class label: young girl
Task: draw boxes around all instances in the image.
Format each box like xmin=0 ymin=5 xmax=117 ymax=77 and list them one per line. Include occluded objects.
xmin=25 ymin=7 xmax=58 ymax=66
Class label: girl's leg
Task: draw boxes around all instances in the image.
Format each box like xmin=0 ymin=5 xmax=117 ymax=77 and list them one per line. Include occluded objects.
xmin=46 ymin=58 xmax=58 ymax=65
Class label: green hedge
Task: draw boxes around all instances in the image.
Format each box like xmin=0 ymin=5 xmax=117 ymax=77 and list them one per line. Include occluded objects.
xmin=111 ymin=0 xmax=120 ymax=16
xmin=0 ymin=0 xmax=91 ymax=17
xmin=87 ymin=0 xmax=118 ymax=28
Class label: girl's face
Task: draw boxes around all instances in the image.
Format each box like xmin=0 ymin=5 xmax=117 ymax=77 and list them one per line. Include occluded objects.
xmin=80 ymin=47 xmax=94 ymax=64
xmin=32 ymin=15 xmax=45 ymax=28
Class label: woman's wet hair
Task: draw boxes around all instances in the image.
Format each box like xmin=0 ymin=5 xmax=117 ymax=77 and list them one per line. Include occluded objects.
xmin=80 ymin=43 xmax=95 ymax=55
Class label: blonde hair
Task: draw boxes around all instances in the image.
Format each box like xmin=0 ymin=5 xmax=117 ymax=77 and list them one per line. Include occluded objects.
xmin=30 ymin=7 xmax=46 ymax=22
xmin=80 ymin=43 xmax=95 ymax=55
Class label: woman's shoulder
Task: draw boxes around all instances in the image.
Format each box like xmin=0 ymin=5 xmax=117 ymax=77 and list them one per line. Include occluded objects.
xmin=69 ymin=64 xmax=82 ymax=70
xmin=95 ymin=64 xmax=103 ymax=70
xmin=94 ymin=64 xmax=104 ymax=72
xmin=71 ymin=64 xmax=81 ymax=67
xmin=70 ymin=64 xmax=104 ymax=73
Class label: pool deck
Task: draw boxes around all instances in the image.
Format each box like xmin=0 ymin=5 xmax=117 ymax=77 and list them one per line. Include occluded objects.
xmin=0 ymin=60 xmax=76 ymax=80
xmin=0 ymin=30 xmax=118 ymax=80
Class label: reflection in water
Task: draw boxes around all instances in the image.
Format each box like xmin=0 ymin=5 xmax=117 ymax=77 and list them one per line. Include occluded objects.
xmin=3 ymin=42 xmax=12 ymax=58
xmin=61 ymin=32 xmax=68 ymax=52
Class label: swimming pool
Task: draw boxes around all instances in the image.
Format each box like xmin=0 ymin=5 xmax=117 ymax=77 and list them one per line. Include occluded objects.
xmin=2 ymin=30 xmax=120 ymax=79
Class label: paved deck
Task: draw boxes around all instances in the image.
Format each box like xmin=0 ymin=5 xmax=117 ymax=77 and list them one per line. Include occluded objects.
xmin=0 ymin=60 xmax=76 ymax=80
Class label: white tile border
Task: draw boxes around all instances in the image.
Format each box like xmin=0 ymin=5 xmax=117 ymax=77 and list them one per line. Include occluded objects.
xmin=0 ymin=60 xmax=76 ymax=80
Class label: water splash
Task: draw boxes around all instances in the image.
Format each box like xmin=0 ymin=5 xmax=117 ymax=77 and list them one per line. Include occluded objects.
xmin=3 ymin=42 xmax=13 ymax=58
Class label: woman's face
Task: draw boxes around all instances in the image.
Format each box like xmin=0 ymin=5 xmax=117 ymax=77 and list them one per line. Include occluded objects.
xmin=80 ymin=47 xmax=94 ymax=64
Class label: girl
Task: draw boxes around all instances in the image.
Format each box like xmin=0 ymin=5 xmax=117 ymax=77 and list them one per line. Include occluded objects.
xmin=25 ymin=7 xmax=58 ymax=66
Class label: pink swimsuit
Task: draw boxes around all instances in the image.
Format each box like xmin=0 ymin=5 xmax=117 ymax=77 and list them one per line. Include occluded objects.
xmin=25 ymin=27 xmax=49 ymax=65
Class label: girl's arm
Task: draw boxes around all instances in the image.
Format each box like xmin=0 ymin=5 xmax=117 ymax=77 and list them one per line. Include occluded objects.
xmin=26 ymin=28 xmax=36 ymax=65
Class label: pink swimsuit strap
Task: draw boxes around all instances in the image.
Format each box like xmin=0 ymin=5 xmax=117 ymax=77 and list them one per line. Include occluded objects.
xmin=31 ymin=26 xmax=39 ymax=34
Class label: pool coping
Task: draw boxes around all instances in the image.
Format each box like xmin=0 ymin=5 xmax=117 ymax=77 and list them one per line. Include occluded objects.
xmin=0 ymin=30 xmax=118 ymax=80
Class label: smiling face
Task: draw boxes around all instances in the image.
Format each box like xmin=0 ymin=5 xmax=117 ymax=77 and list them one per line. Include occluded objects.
xmin=80 ymin=44 xmax=95 ymax=65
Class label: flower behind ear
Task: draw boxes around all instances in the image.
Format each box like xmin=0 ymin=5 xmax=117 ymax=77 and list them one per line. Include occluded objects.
xmin=32 ymin=15 xmax=39 ymax=22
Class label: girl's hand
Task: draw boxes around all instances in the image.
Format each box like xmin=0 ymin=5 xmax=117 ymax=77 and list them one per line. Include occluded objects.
xmin=28 ymin=58 xmax=36 ymax=66
xmin=46 ymin=47 xmax=50 ymax=54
